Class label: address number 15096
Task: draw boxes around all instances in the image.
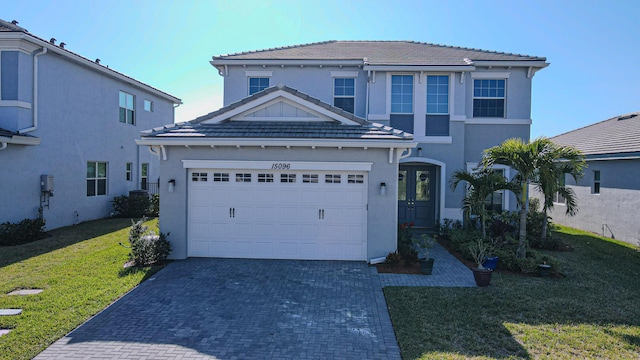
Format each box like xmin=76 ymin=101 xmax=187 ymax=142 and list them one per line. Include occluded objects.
xmin=271 ymin=163 xmax=291 ymax=170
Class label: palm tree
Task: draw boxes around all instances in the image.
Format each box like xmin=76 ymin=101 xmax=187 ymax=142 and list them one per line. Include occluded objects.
xmin=533 ymin=144 xmax=585 ymax=242
xmin=450 ymin=169 xmax=515 ymax=239
xmin=481 ymin=137 xmax=585 ymax=258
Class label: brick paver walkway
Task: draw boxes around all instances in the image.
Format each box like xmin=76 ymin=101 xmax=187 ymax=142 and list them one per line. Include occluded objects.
xmin=36 ymin=244 xmax=474 ymax=359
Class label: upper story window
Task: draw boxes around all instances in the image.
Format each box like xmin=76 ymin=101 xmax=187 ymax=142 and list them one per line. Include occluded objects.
xmin=426 ymin=75 xmax=449 ymax=114
xmin=333 ymin=78 xmax=355 ymax=113
xmin=126 ymin=162 xmax=132 ymax=181
xmin=391 ymin=75 xmax=413 ymax=114
xmin=593 ymin=170 xmax=601 ymax=194
xmin=87 ymin=161 xmax=108 ymax=197
xmin=248 ymin=77 xmax=269 ymax=95
xmin=144 ymin=99 xmax=153 ymax=112
xmin=119 ymin=91 xmax=135 ymax=125
xmin=473 ymin=79 xmax=505 ymax=118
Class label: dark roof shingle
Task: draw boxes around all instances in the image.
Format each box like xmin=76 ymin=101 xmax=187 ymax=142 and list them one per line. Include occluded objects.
xmin=213 ymin=40 xmax=546 ymax=66
xmin=551 ymin=112 xmax=640 ymax=156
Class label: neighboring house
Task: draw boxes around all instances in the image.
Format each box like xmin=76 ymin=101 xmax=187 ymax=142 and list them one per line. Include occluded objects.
xmin=137 ymin=41 xmax=548 ymax=261
xmin=0 ymin=19 xmax=181 ymax=230
xmin=546 ymin=112 xmax=640 ymax=245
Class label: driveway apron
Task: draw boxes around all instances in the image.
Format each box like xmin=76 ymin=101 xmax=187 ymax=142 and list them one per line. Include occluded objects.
xmin=35 ymin=259 xmax=401 ymax=359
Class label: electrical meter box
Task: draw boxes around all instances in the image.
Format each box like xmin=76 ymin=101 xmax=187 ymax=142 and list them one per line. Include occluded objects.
xmin=40 ymin=175 xmax=54 ymax=192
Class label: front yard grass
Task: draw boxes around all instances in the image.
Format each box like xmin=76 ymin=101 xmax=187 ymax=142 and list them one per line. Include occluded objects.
xmin=0 ymin=218 xmax=164 ymax=360
xmin=385 ymin=225 xmax=640 ymax=359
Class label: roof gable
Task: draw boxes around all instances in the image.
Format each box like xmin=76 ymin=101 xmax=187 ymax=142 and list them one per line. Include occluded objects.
xmin=195 ymin=84 xmax=365 ymax=126
xmin=551 ymin=112 xmax=640 ymax=156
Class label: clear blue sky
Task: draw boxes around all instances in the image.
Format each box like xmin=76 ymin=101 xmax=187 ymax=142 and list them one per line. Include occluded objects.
xmin=5 ymin=0 xmax=639 ymax=138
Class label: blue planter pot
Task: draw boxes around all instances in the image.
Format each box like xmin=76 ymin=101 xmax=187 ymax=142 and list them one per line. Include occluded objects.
xmin=482 ymin=256 xmax=499 ymax=271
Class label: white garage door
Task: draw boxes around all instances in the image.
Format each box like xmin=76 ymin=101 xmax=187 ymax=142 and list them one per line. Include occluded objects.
xmin=187 ymin=167 xmax=368 ymax=260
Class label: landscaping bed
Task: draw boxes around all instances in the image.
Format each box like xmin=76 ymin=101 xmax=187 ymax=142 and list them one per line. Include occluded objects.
xmin=385 ymin=225 xmax=640 ymax=359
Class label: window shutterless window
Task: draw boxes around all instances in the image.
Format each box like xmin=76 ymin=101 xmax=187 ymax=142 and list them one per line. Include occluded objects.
xmin=119 ymin=91 xmax=135 ymax=125
xmin=248 ymin=77 xmax=269 ymax=95
xmin=391 ymin=75 xmax=413 ymax=114
xmin=87 ymin=162 xmax=108 ymax=196
xmin=141 ymin=163 xmax=149 ymax=190
xmin=473 ymin=79 xmax=505 ymax=118
xmin=126 ymin=162 xmax=132 ymax=181
xmin=553 ymin=174 xmax=566 ymax=204
xmin=426 ymin=75 xmax=449 ymax=114
xmin=333 ymin=78 xmax=355 ymax=113
xmin=593 ymin=170 xmax=601 ymax=194
xmin=144 ymin=99 xmax=153 ymax=112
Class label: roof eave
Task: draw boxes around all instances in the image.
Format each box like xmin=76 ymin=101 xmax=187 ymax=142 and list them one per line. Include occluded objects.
xmin=0 ymin=33 xmax=182 ymax=104
xmin=211 ymin=58 xmax=365 ymax=72
xmin=363 ymin=65 xmax=475 ymax=72
xmin=472 ymin=60 xmax=549 ymax=69
xmin=136 ymin=137 xmax=416 ymax=149
xmin=0 ymin=135 xmax=41 ymax=145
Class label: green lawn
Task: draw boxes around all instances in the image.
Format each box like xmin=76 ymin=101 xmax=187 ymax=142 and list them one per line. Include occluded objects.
xmin=0 ymin=218 xmax=164 ymax=360
xmin=385 ymin=226 xmax=640 ymax=359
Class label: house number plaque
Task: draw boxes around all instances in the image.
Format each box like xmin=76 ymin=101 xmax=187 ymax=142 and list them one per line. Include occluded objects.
xmin=271 ymin=163 xmax=291 ymax=170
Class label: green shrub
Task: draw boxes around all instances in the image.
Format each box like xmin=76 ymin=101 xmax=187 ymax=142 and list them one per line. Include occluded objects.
xmin=112 ymin=194 xmax=156 ymax=218
xmin=385 ymin=251 xmax=402 ymax=266
xmin=127 ymin=217 xmax=171 ymax=266
xmin=0 ymin=218 xmax=47 ymax=246
xmin=149 ymin=194 xmax=160 ymax=217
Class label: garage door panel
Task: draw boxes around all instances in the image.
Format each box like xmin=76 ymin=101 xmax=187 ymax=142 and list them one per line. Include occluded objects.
xmin=188 ymin=168 xmax=368 ymax=260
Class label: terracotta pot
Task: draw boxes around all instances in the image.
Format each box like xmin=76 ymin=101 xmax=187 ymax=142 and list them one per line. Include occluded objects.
xmin=472 ymin=267 xmax=492 ymax=287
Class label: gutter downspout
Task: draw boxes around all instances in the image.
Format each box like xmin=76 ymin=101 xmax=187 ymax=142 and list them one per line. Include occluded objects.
xmin=19 ymin=47 xmax=47 ymax=134
xmin=365 ymin=70 xmax=371 ymax=121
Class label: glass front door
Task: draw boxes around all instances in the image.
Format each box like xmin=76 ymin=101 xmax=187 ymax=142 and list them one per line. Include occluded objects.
xmin=398 ymin=165 xmax=437 ymax=228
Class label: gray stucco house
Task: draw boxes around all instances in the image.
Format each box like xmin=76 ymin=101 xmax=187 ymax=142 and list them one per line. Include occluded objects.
xmin=546 ymin=112 xmax=640 ymax=245
xmin=0 ymin=19 xmax=181 ymax=229
xmin=138 ymin=41 xmax=548 ymax=261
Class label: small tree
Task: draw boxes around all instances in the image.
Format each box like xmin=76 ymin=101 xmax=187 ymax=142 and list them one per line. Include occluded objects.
xmin=450 ymin=169 xmax=515 ymax=239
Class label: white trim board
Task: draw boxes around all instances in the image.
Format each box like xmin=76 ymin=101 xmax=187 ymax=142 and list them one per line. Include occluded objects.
xmin=183 ymin=160 xmax=373 ymax=171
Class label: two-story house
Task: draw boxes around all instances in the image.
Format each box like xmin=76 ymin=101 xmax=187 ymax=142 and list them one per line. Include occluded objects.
xmin=0 ymin=19 xmax=181 ymax=230
xmin=137 ymin=41 xmax=548 ymax=261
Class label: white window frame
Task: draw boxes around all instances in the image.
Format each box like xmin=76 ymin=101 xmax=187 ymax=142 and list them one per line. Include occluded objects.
xmin=87 ymin=161 xmax=108 ymax=197
xmin=119 ymin=91 xmax=135 ymax=125
xmin=332 ymin=77 xmax=356 ymax=114
xmin=388 ymin=74 xmax=414 ymax=114
xmin=144 ymin=99 xmax=153 ymax=112
xmin=245 ymin=71 xmax=273 ymax=96
xmin=426 ymin=74 xmax=450 ymax=115
xmin=553 ymin=174 xmax=567 ymax=205
xmin=466 ymin=163 xmax=511 ymax=211
xmin=126 ymin=162 xmax=132 ymax=182
xmin=471 ymin=72 xmax=508 ymax=119
xmin=141 ymin=163 xmax=149 ymax=190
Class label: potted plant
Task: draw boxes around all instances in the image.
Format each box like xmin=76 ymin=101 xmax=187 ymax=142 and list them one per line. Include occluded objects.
xmin=469 ymin=238 xmax=492 ymax=286
xmin=412 ymin=234 xmax=435 ymax=275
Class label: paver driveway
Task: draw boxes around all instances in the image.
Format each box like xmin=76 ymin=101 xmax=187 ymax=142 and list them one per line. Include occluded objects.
xmin=36 ymin=259 xmax=400 ymax=359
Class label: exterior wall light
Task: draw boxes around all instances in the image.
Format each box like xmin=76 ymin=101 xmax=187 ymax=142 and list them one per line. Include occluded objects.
xmin=380 ymin=182 xmax=387 ymax=196
xmin=168 ymin=179 xmax=176 ymax=193
xmin=417 ymin=147 xmax=423 ymax=157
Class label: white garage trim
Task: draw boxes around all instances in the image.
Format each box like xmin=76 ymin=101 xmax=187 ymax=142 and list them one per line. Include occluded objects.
xmin=182 ymin=160 xmax=373 ymax=171
xmin=187 ymin=167 xmax=368 ymax=260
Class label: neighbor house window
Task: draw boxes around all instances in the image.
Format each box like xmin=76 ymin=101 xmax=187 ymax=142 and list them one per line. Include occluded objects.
xmin=473 ymin=79 xmax=505 ymax=117
xmin=248 ymin=77 xmax=269 ymax=95
xmin=126 ymin=162 xmax=132 ymax=181
xmin=426 ymin=75 xmax=449 ymax=114
xmin=333 ymin=78 xmax=355 ymax=113
xmin=593 ymin=170 xmax=601 ymax=194
xmin=119 ymin=91 xmax=135 ymax=124
xmin=141 ymin=163 xmax=148 ymax=190
xmin=87 ymin=162 xmax=108 ymax=197
xmin=391 ymin=75 xmax=413 ymax=114
xmin=144 ymin=99 xmax=153 ymax=112
xmin=553 ymin=175 xmax=566 ymax=204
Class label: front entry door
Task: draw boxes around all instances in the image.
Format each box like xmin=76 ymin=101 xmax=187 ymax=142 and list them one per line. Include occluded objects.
xmin=398 ymin=165 xmax=437 ymax=228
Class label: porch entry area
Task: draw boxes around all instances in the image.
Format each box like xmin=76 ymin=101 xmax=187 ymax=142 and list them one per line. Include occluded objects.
xmin=398 ymin=164 xmax=437 ymax=228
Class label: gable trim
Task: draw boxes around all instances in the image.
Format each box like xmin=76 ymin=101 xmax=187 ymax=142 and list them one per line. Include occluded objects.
xmin=231 ymin=97 xmax=328 ymax=122
xmin=201 ymin=89 xmax=362 ymax=125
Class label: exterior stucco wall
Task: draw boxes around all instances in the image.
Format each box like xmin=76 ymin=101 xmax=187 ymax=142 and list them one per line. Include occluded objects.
xmin=0 ymin=50 xmax=175 ymax=229
xmin=157 ymin=145 xmax=400 ymax=261
xmin=223 ymin=66 xmax=368 ymax=118
xmin=540 ymin=159 xmax=640 ymax=245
